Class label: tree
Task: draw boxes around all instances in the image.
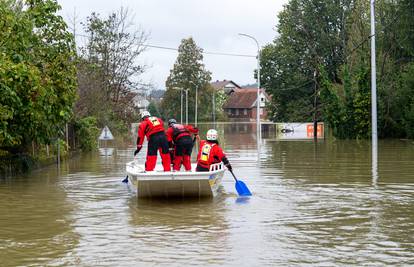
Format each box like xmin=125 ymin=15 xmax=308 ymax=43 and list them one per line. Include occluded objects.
xmin=147 ymin=101 xmax=161 ymax=118
xmin=260 ymin=0 xmax=353 ymax=123
xmin=319 ymin=0 xmax=414 ymax=139
xmin=0 ymin=0 xmax=77 ymax=152
xmin=261 ymin=0 xmax=414 ymax=139
xmin=161 ymin=37 xmax=212 ymax=122
xmin=76 ymin=8 xmax=148 ymax=131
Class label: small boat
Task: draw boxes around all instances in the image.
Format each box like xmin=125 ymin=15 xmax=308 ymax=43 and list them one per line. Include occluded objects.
xmin=125 ymin=161 xmax=225 ymax=198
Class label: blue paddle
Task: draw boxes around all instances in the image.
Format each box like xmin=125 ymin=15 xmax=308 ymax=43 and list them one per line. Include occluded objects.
xmin=122 ymin=175 xmax=128 ymax=183
xmin=229 ymin=169 xmax=252 ymax=196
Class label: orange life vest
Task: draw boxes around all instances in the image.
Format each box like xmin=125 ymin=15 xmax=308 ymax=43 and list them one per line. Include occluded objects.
xmin=198 ymin=141 xmax=216 ymax=167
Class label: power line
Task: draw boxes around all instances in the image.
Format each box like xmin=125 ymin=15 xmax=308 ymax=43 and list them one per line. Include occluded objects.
xmin=144 ymin=44 xmax=255 ymax=58
xmin=346 ymin=1 xmax=408 ymax=61
xmin=70 ymin=32 xmax=255 ymax=58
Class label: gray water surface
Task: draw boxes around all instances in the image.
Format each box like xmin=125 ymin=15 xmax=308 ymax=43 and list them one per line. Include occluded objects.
xmin=1 ymin=124 xmax=414 ymax=266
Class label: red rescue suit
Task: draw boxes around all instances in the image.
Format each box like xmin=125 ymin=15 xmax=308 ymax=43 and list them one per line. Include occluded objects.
xmin=196 ymin=140 xmax=229 ymax=172
xmin=137 ymin=116 xmax=171 ymax=171
xmin=166 ymin=124 xmax=198 ymax=171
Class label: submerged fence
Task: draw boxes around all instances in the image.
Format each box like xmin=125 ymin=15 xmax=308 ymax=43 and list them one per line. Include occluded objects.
xmin=0 ymin=123 xmax=80 ymax=177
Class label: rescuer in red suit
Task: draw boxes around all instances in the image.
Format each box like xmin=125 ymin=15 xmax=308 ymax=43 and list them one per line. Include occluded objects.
xmin=196 ymin=129 xmax=232 ymax=172
xmin=135 ymin=111 xmax=171 ymax=171
xmin=166 ymin=118 xmax=199 ymax=171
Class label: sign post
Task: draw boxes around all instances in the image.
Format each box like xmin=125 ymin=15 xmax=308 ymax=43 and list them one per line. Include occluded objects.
xmin=98 ymin=126 xmax=114 ymax=147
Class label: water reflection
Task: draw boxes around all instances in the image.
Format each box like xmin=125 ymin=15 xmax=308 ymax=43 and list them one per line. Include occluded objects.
xmin=99 ymin=147 xmax=115 ymax=157
xmin=1 ymin=124 xmax=413 ymax=266
xmin=127 ymin=197 xmax=230 ymax=265
xmin=372 ymin=139 xmax=378 ymax=186
xmin=0 ymin=169 xmax=78 ymax=266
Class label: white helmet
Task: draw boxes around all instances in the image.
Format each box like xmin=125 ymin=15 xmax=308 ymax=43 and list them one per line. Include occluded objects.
xmin=140 ymin=110 xmax=150 ymax=119
xmin=206 ymin=129 xmax=218 ymax=141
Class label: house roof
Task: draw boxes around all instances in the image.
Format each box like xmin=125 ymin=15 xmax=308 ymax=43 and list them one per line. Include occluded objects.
xmin=223 ymin=88 xmax=269 ymax=109
xmin=210 ymin=80 xmax=241 ymax=90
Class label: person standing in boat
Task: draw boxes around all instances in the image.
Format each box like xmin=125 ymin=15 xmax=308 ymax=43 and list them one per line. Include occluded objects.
xmin=196 ymin=129 xmax=232 ymax=172
xmin=135 ymin=111 xmax=171 ymax=171
xmin=166 ymin=118 xmax=199 ymax=171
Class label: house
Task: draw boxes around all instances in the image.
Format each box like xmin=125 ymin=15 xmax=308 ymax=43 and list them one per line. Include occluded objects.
xmin=223 ymin=88 xmax=270 ymax=121
xmin=132 ymin=94 xmax=149 ymax=112
xmin=210 ymin=80 xmax=241 ymax=95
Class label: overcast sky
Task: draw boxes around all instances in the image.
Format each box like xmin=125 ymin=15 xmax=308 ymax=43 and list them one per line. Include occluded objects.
xmin=58 ymin=0 xmax=289 ymax=89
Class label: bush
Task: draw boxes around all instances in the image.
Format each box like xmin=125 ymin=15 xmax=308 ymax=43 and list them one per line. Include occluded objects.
xmin=74 ymin=117 xmax=100 ymax=151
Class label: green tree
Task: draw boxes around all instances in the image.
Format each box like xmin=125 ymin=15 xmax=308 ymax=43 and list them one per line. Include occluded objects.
xmin=260 ymin=0 xmax=353 ymax=123
xmin=262 ymin=0 xmax=414 ymax=139
xmin=147 ymin=101 xmax=161 ymax=118
xmin=161 ymin=37 xmax=212 ymax=122
xmin=399 ymin=63 xmax=414 ymax=138
xmin=74 ymin=116 xmax=100 ymax=151
xmin=0 ymin=0 xmax=77 ymax=152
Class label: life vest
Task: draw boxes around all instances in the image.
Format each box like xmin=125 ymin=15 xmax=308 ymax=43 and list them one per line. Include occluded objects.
xmin=198 ymin=142 xmax=216 ymax=167
xmin=172 ymin=124 xmax=190 ymax=141
xmin=144 ymin=116 xmax=164 ymax=136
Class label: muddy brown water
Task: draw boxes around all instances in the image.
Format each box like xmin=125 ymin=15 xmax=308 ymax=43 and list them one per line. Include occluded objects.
xmin=1 ymin=123 xmax=413 ymax=266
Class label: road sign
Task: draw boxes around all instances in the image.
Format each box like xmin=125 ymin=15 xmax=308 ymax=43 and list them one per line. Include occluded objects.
xmin=99 ymin=126 xmax=114 ymax=140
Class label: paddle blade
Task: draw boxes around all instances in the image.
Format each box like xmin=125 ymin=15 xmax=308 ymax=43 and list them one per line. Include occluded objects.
xmin=122 ymin=175 xmax=128 ymax=183
xmin=235 ymin=180 xmax=252 ymax=196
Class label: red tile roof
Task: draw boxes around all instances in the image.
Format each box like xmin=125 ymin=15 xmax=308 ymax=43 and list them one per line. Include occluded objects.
xmin=223 ymin=88 xmax=268 ymax=109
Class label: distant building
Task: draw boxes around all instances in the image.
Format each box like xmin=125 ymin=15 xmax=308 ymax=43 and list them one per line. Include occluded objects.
xmin=223 ymin=88 xmax=270 ymax=121
xmin=210 ymin=80 xmax=241 ymax=95
xmin=132 ymin=94 xmax=149 ymax=112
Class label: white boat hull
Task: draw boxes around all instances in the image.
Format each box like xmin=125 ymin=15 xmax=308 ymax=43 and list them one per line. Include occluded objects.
xmin=125 ymin=161 xmax=225 ymax=198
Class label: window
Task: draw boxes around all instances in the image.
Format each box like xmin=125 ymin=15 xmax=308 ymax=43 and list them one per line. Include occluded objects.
xmin=260 ymin=97 xmax=265 ymax=107
xmin=243 ymin=108 xmax=247 ymax=115
xmin=236 ymin=109 xmax=239 ymax=115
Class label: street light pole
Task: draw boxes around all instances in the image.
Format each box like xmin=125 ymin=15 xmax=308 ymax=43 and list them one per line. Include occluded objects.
xmin=370 ymin=0 xmax=377 ymax=143
xmin=212 ymin=90 xmax=216 ymax=127
xmin=239 ymin=33 xmax=261 ymax=142
xmin=185 ymin=89 xmax=189 ymax=125
xmin=195 ymin=87 xmax=198 ymax=126
xmin=172 ymin=87 xmax=184 ymax=123
xmin=180 ymin=90 xmax=183 ymax=124
xmin=370 ymin=0 xmax=378 ymax=184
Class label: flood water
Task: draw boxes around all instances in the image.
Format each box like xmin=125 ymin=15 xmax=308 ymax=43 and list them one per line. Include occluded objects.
xmin=1 ymin=123 xmax=414 ymax=266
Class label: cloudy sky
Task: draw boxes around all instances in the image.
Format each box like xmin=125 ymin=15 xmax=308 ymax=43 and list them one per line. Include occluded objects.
xmin=58 ymin=0 xmax=289 ymax=89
